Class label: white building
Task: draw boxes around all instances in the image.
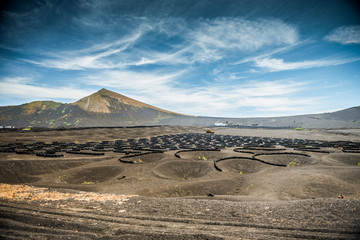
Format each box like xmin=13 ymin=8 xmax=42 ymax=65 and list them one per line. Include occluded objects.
xmin=214 ymin=122 xmax=227 ymax=127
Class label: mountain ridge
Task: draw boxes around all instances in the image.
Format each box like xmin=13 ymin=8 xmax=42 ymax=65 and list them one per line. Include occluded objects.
xmin=72 ymin=88 xmax=183 ymax=115
xmin=0 ymin=89 xmax=191 ymax=128
xmin=0 ymin=89 xmax=359 ymax=128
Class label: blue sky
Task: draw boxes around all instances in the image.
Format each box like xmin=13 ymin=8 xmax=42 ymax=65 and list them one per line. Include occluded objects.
xmin=0 ymin=0 xmax=359 ymax=117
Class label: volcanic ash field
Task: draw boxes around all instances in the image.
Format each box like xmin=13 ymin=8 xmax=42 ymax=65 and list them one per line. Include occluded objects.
xmin=1 ymin=126 xmax=360 ymax=239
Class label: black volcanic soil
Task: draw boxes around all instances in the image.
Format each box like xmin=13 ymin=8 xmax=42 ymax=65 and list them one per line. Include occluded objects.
xmin=1 ymin=126 xmax=360 ymax=239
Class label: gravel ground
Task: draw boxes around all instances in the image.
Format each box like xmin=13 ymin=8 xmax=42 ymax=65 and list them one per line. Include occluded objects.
xmin=1 ymin=126 xmax=360 ymax=239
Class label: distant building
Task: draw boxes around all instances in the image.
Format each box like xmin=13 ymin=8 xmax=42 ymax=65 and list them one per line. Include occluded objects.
xmin=214 ymin=122 xmax=227 ymax=127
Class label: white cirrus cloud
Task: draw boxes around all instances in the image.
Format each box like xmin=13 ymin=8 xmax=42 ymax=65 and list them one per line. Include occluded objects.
xmin=23 ymin=46 xmax=127 ymax=70
xmin=79 ymin=68 xmax=318 ymax=117
xmin=21 ymin=17 xmax=300 ymax=69
xmin=255 ymin=57 xmax=360 ymax=72
xmin=2 ymin=77 xmax=34 ymax=84
xmin=325 ymin=25 xmax=360 ymax=44
xmin=188 ymin=18 xmax=298 ymax=62
xmin=0 ymin=77 xmax=92 ymax=102
xmin=194 ymin=18 xmax=298 ymax=50
xmin=21 ymin=28 xmax=146 ymax=70
xmin=128 ymin=18 xmax=299 ymax=64
xmin=82 ymin=70 xmax=184 ymax=91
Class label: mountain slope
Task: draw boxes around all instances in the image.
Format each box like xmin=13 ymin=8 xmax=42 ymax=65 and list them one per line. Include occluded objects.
xmin=73 ymin=88 xmax=179 ymax=115
xmin=0 ymin=89 xmax=359 ymax=128
xmin=0 ymin=89 xmax=192 ymax=128
xmin=0 ymin=101 xmax=80 ymax=128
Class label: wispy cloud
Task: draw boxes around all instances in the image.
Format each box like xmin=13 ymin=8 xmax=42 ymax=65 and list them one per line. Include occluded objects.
xmin=2 ymin=77 xmax=33 ymax=84
xmin=0 ymin=73 xmax=326 ymax=117
xmin=231 ymin=39 xmax=311 ymax=66
xmin=187 ymin=18 xmax=298 ymax=62
xmin=254 ymin=57 xmax=360 ymax=72
xmin=23 ymin=46 xmax=127 ymax=70
xmin=83 ymin=70 xmax=183 ymax=91
xmin=192 ymin=18 xmax=298 ymax=50
xmin=21 ymin=27 xmax=146 ymax=70
xmin=325 ymin=25 xmax=360 ymax=44
xmin=0 ymin=70 xmax=327 ymax=117
xmin=0 ymin=77 xmax=91 ymax=101
xmin=151 ymin=80 xmax=321 ymax=117
xmin=20 ymin=17 xmax=300 ymax=70
xmin=3 ymin=12 xmax=357 ymax=117
xmin=80 ymin=68 xmax=317 ymax=117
